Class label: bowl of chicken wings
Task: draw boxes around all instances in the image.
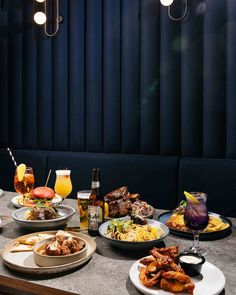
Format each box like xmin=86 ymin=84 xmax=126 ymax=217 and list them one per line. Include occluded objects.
xmin=138 ymin=246 xmax=195 ymax=294
xmin=33 ymin=231 xmax=87 ymax=267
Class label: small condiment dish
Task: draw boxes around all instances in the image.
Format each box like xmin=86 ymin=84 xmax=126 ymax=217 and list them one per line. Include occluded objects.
xmin=33 ymin=236 xmax=87 ymax=267
xmin=178 ymin=252 xmax=205 ymax=277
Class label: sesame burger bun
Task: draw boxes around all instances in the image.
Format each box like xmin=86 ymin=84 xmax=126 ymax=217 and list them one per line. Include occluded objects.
xmin=30 ymin=187 xmax=55 ymax=199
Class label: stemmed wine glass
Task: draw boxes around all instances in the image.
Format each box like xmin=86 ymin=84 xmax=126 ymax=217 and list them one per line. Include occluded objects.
xmin=184 ymin=192 xmax=209 ymax=256
xmin=54 ymin=170 xmax=72 ymax=202
xmin=14 ymin=166 xmax=35 ymax=197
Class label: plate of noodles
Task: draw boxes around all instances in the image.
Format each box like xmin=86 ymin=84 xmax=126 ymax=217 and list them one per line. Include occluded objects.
xmin=99 ymin=216 xmax=169 ymax=250
xmin=158 ymin=208 xmax=232 ymax=240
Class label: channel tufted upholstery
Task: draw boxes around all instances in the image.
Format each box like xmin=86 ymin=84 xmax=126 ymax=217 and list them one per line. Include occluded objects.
xmin=1 ymin=1 xmax=236 ymax=215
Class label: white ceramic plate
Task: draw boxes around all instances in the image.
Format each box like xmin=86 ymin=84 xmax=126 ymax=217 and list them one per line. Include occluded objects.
xmin=129 ymin=257 xmax=225 ymax=295
xmin=99 ymin=216 xmax=169 ymax=251
xmin=11 ymin=194 xmax=62 ymax=208
xmin=1 ymin=231 xmax=96 ymax=275
xmin=12 ymin=205 xmax=75 ymax=230
xmin=0 ymin=189 xmax=4 ymax=196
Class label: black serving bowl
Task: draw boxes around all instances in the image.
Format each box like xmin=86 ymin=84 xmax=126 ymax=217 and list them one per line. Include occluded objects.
xmin=178 ymin=252 xmax=205 ymax=277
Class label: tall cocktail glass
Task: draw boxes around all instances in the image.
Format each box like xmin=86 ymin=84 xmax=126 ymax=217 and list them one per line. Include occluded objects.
xmin=184 ymin=192 xmax=209 ymax=255
xmin=14 ymin=167 xmax=35 ymax=196
xmin=54 ymin=170 xmax=72 ymax=199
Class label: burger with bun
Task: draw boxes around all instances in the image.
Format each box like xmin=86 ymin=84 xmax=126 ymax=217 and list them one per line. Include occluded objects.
xmin=24 ymin=187 xmax=56 ymax=207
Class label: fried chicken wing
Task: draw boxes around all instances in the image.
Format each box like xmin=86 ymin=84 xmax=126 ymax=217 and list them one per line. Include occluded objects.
xmin=160 ymin=278 xmax=194 ymax=294
xmin=156 ymin=246 xmax=179 ymax=259
xmin=162 ymin=271 xmax=190 ymax=283
xmin=149 ymin=248 xmax=171 ymax=267
xmin=140 ymin=256 xmax=156 ymax=266
xmin=169 ymin=262 xmax=184 ymax=273
xmin=139 ymin=267 xmax=164 ymax=288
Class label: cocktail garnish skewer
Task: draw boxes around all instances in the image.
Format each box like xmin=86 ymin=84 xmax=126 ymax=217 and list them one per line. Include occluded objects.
xmin=45 ymin=169 xmax=52 ymax=187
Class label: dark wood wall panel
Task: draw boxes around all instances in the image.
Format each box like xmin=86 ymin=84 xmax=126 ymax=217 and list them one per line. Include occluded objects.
xmin=0 ymin=1 xmax=234 ymax=159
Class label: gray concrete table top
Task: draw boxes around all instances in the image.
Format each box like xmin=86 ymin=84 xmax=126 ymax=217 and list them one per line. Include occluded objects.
xmin=0 ymin=191 xmax=235 ymax=295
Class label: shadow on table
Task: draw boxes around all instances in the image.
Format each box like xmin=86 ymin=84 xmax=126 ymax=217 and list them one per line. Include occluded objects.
xmin=2 ymin=257 xmax=92 ymax=281
xmin=95 ymin=237 xmax=166 ymax=260
xmin=126 ymin=277 xmax=142 ymax=295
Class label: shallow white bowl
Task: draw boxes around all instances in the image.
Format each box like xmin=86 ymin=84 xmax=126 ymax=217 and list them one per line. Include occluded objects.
xmin=12 ymin=205 xmax=75 ymax=230
xmin=33 ymin=236 xmax=87 ymax=267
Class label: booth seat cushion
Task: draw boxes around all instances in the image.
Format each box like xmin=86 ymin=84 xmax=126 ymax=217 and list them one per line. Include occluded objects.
xmin=178 ymin=158 xmax=236 ymax=217
xmin=0 ymin=149 xmax=48 ymax=191
xmin=46 ymin=152 xmax=179 ymax=210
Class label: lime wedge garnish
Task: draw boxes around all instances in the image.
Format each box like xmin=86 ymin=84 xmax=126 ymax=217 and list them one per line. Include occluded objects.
xmin=184 ymin=191 xmax=200 ymax=204
xmin=17 ymin=163 xmax=26 ymax=181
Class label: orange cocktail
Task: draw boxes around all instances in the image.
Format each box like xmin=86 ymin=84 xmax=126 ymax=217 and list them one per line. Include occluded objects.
xmin=14 ymin=166 xmax=35 ymax=196
xmin=54 ymin=170 xmax=72 ymax=198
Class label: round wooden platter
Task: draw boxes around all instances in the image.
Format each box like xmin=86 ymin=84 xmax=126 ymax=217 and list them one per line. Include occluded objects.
xmin=0 ymin=231 xmax=96 ymax=275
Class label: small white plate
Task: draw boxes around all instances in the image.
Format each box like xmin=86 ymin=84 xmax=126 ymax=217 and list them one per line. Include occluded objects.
xmin=11 ymin=194 xmax=62 ymax=208
xmin=129 ymin=257 xmax=225 ymax=295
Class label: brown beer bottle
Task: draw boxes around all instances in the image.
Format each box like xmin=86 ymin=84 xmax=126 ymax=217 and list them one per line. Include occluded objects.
xmin=88 ymin=168 xmax=104 ymax=236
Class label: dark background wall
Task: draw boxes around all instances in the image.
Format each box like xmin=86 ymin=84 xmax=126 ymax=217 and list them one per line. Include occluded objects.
xmin=0 ymin=0 xmax=236 ymax=158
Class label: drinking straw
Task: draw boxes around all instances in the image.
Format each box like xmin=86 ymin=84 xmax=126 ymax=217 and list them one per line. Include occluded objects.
xmin=45 ymin=169 xmax=52 ymax=187
xmin=7 ymin=148 xmax=18 ymax=167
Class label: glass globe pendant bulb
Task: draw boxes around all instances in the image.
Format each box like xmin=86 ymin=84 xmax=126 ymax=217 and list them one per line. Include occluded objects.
xmin=160 ymin=0 xmax=174 ymax=6
xmin=36 ymin=0 xmax=45 ymax=2
xmin=34 ymin=12 xmax=47 ymax=25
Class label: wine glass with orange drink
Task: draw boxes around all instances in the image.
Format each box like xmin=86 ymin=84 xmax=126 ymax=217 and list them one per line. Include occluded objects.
xmin=14 ymin=164 xmax=35 ymax=197
xmin=54 ymin=170 xmax=72 ymax=201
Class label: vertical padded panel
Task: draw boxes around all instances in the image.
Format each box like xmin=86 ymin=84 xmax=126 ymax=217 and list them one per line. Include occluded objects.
xmin=86 ymin=0 xmax=103 ymax=152
xmin=226 ymin=1 xmax=236 ymax=158
xmin=47 ymin=151 xmax=179 ymax=209
xmin=0 ymin=9 xmax=8 ymax=147
xmin=53 ymin=0 xmax=68 ymax=150
xmin=37 ymin=37 xmax=53 ymax=150
xmin=203 ymin=0 xmax=226 ymax=157
xmin=179 ymin=158 xmax=236 ymax=217
xmin=22 ymin=2 xmax=37 ymax=148
xmin=121 ymin=0 xmax=140 ymax=153
xmin=140 ymin=0 xmax=160 ymax=154
xmin=69 ymin=0 xmax=85 ymax=151
xmin=103 ymin=0 xmax=121 ymax=153
xmin=181 ymin=2 xmax=203 ymax=157
xmin=160 ymin=4 xmax=181 ymax=156
xmin=7 ymin=6 xmax=22 ymax=148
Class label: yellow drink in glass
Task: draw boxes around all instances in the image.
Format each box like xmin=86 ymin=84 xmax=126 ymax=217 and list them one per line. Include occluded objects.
xmin=54 ymin=170 xmax=72 ymax=198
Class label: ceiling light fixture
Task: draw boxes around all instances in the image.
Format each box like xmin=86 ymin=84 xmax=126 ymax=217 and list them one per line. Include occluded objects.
xmin=34 ymin=0 xmax=63 ymax=37
xmin=160 ymin=0 xmax=188 ymax=21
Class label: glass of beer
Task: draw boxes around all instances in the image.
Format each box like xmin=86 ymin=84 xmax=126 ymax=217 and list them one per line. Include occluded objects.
xmin=77 ymin=190 xmax=91 ymax=230
xmin=14 ymin=167 xmax=35 ymax=196
xmin=54 ymin=170 xmax=72 ymax=199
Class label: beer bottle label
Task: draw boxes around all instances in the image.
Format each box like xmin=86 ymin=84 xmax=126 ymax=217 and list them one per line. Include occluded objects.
xmin=88 ymin=205 xmax=103 ymax=230
xmin=91 ymin=181 xmax=100 ymax=189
